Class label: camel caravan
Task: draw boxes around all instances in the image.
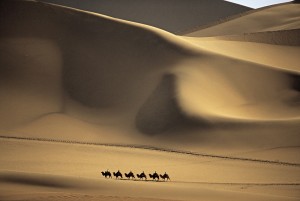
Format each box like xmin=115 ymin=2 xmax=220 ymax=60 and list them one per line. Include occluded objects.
xmin=101 ymin=170 xmax=170 ymax=181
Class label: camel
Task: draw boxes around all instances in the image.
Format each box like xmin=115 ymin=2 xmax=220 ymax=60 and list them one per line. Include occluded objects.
xmin=101 ymin=170 xmax=112 ymax=178
xmin=160 ymin=172 xmax=170 ymax=181
xmin=113 ymin=170 xmax=123 ymax=179
xmin=149 ymin=171 xmax=159 ymax=181
xmin=137 ymin=171 xmax=147 ymax=180
xmin=125 ymin=171 xmax=135 ymax=179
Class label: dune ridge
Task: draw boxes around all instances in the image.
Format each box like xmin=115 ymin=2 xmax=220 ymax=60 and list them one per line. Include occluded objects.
xmin=1 ymin=135 xmax=300 ymax=167
xmin=182 ymin=2 xmax=292 ymax=35
xmin=40 ymin=0 xmax=251 ymax=34
xmin=186 ymin=3 xmax=300 ymax=37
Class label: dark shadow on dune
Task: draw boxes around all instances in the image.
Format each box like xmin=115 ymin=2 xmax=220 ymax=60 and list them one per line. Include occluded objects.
xmin=0 ymin=174 xmax=74 ymax=189
xmin=135 ymin=74 xmax=210 ymax=135
xmin=287 ymin=73 xmax=300 ymax=106
xmin=136 ymin=72 xmax=300 ymax=136
xmin=290 ymin=73 xmax=300 ymax=92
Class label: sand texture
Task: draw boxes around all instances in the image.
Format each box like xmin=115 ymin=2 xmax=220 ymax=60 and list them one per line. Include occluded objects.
xmin=0 ymin=1 xmax=299 ymax=200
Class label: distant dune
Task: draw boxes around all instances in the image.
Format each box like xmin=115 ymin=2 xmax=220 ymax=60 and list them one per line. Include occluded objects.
xmin=216 ymin=29 xmax=300 ymax=46
xmin=186 ymin=3 xmax=300 ymax=37
xmin=40 ymin=0 xmax=251 ymax=34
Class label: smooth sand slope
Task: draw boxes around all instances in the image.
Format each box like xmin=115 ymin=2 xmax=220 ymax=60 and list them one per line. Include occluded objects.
xmin=0 ymin=138 xmax=299 ymax=201
xmin=0 ymin=1 xmax=300 ymax=200
xmin=186 ymin=3 xmax=300 ymax=37
xmin=40 ymin=0 xmax=251 ymax=34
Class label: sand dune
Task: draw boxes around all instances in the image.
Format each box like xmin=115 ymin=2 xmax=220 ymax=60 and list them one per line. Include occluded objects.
xmin=1 ymin=0 xmax=299 ymax=137
xmin=186 ymin=3 xmax=300 ymax=37
xmin=0 ymin=1 xmax=300 ymax=200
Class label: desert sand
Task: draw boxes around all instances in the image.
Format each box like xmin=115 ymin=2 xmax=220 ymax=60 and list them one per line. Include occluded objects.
xmin=0 ymin=0 xmax=299 ymax=200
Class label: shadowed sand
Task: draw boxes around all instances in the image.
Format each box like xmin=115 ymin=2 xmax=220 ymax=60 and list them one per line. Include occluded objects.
xmin=0 ymin=1 xmax=300 ymax=200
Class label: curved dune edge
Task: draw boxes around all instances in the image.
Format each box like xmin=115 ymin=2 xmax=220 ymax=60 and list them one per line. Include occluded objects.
xmin=181 ymin=2 xmax=291 ymax=35
xmin=1 ymin=135 xmax=300 ymax=166
xmin=40 ymin=0 xmax=251 ymax=35
xmin=41 ymin=0 xmax=201 ymax=54
xmin=181 ymin=36 xmax=300 ymax=73
xmin=186 ymin=3 xmax=300 ymax=37
xmin=0 ymin=0 xmax=299 ymax=139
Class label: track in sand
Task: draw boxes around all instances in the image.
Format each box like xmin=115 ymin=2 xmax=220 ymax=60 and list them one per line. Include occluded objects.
xmin=1 ymin=135 xmax=299 ymax=167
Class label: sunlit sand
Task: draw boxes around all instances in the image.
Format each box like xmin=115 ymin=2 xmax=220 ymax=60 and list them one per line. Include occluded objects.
xmin=0 ymin=1 xmax=299 ymax=200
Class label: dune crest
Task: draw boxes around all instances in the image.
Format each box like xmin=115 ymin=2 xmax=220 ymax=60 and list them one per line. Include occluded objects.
xmin=40 ymin=0 xmax=251 ymax=34
xmin=186 ymin=3 xmax=300 ymax=37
